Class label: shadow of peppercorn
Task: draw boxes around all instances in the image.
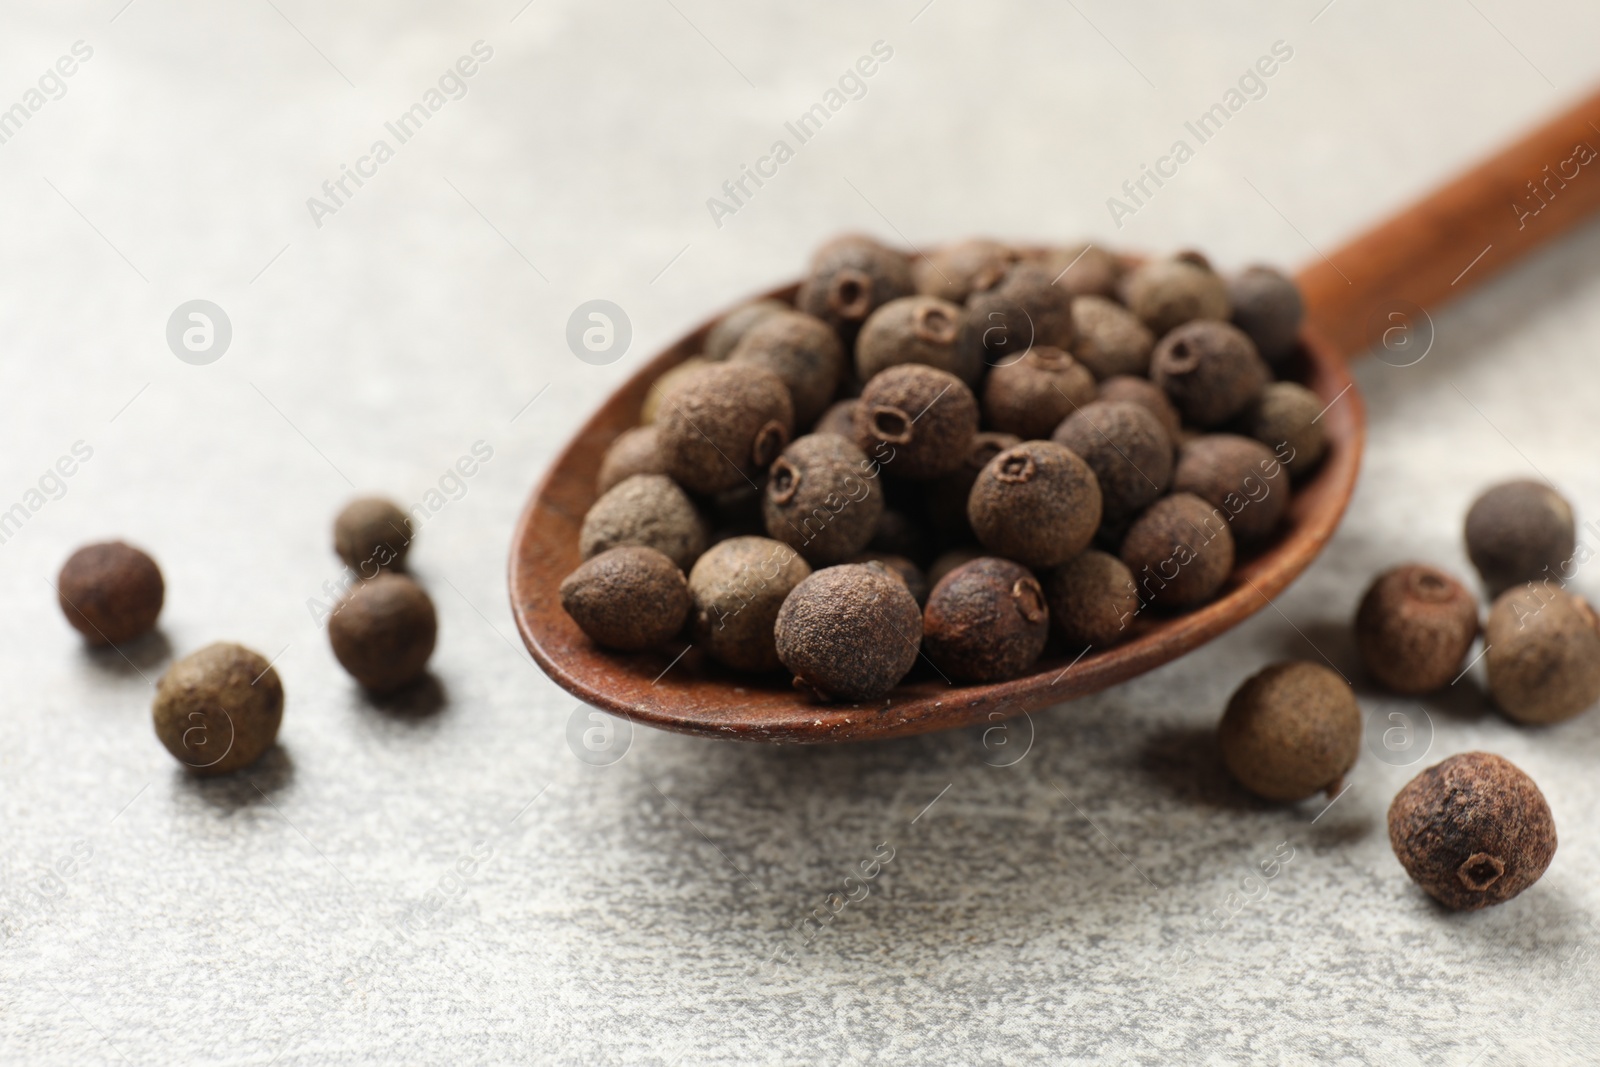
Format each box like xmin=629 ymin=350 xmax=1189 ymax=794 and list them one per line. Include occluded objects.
xmin=178 ymin=743 xmax=294 ymax=813
xmin=1136 ymin=725 xmax=1261 ymax=813
xmin=80 ymin=628 xmax=172 ymax=679
xmin=360 ymin=672 xmax=448 ymax=722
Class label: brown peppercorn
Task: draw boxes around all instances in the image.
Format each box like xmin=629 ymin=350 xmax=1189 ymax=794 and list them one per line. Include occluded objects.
xmin=1098 ymin=374 xmax=1181 ymax=446
xmin=704 ymin=298 xmax=787 ymax=362
xmin=847 ymin=552 xmax=929 ymax=606
xmin=1485 ymin=585 xmax=1600 ymax=724
xmin=928 ymin=547 xmax=985 ymax=589
xmin=912 ymin=238 xmax=1015 ymax=303
xmin=853 ymin=364 xmax=979 ymax=480
xmin=1121 ymin=254 xmax=1231 ymax=336
xmin=152 ymin=642 xmax=283 ymax=775
xmin=1021 ymin=243 xmax=1122 ymax=298
xmin=1218 ymin=661 xmax=1360 ymax=802
xmin=1071 ymin=295 xmax=1155 ymax=379
xmin=596 ymin=425 xmax=666 ymax=495
xmin=329 ymin=573 xmax=438 ymax=693
xmin=1172 ymin=434 xmax=1289 ymax=544
xmin=657 ymin=362 xmax=794 ymax=494
xmin=980 ymin=346 xmax=1096 ymax=440
xmin=688 ymin=536 xmax=811 ymax=672
xmin=57 ymin=541 xmax=164 ymax=645
xmin=923 ymin=557 xmax=1049 ymax=682
xmin=763 ymin=434 xmax=884 ymax=564
xmin=1120 ymin=492 xmax=1235 ymax=609
xmin=855 ymin=295 xmax=976 ymax=386
xmin=560 ymin=546 xmax=690 ymax=651
xmin=580 ymin=474 xmax=709 ymax=572
xmin=927 ymin=432 xmax=1021 ymax=543
xmin=1045 ymin=550 xmax=1139 ymax=649
xmin=334 ymin=497 xmax=412 ymax=575
xmin=1388 ymin=751 xmax=1557 ymax=910
xmin=641 ymin=356 xmax=708 ymax=424
xmin=968 ymin=441 xmax=1102 ymax=569
xmin=1228 ymin=265 xmax=1304 ymax=364
xmin=958 ymin=262 xmax=1076 ymax=369
xmin=869 ymin=508 xmax=925 ymax=562
xmin=1151 ymin=321 xmax=1269 ymax=429
xmin=774 ymin=563 xmax=922 ymax=701
xmin=796 ymin=234 xmax=915 ymax=344
xmin=1354 ymin=564 xmax=1479 ymax=694
xmin=814 ymin=398 xmax=858 ymax=438
xmin=1465 ymin=480 xmax=1577 ymax=596
xmin=1242 ymin=381 xmax=1326 ymax=479
xmin=730 ymin=309 xmax=846 ymax=429
xmin=1051 ymin=401 xmax=1174 ymax=527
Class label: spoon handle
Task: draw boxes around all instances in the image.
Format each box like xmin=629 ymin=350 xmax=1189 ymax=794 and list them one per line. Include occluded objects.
xmin=1299 ymin=86 xmax=1600 ymax=356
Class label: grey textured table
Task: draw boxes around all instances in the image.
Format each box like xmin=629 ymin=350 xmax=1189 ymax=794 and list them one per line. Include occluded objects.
xmin=3 ymin=2 xmax=1600 ymax=1063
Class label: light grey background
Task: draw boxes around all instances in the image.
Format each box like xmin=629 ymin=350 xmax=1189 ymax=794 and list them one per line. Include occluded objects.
xmin=2 ymin=1 xmax=1599 ymax=1063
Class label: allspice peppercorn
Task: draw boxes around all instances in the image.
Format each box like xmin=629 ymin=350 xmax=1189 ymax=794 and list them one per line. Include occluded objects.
xmin=959 ymin=263 xmax=1076 ymax=367
xmin=912 ymin=238 xmax=1014 ymax=303
xmin=57 ymin=541 xmax=164 ymax=645
xmin=1218 ymin=661 xmax=1361 ymax=802
xmin=1045 ymin=550 xmax=1139 ymax=649
xmin=1071 ymin=295 xmax=1155 ymax=380
xmin=560 ymin=546 xmax=690 ymax=651
xmin=814 ymin=398 xmax=858 ymax=438
xmin=928 ymin=546 xmax=985 ymax=589
xmin=1242 ymin=381 xmax=1326 ymax=479
xmin=334 ymin=497 xmax=412 ymax=574
xmin=763 ymin=433 xmax=884 ymax=564
xmin=1098 ymin=374 xmax=1181 ymax=446
xmin=855 ymin=295 xmax=976 ymax=385
xmin=796 ymin=234 xmax=915 ymax=343
xmin=869 ymin=508 xmax=925 ymax=562
xmin=1120 ymin=492 xmax=1234 ymax=609
xmin=1151 ymin=320 xmax=1269 ymax=428
xmin=853 ymin=364 xmax=979 ymax=480
xmin=774 ymin=563 xmax=922 ymax=701
xmin=688 ymin=536 xmax=811 ymax=672
xmin=152 ymin=642 xmax=283 ymax=775
xmin=923 ymin=557 xmax=1049 ymax=682
xmin=1354 ymin=564 xmax=1479 ymax=694
xmin=657 ymin=362 xmax=794 ymax=494
xmin=1485 ymin=585 xmax=1600 ymax=724
xmin=329 ymin=573 xmax=438 ymax=693
xmin=847 ymin=551 xmax=929 ymax=606
xmin=926 ymin=431 xmax=1020 ymax=543
xmin=1172 ymin=434 xmax=1289 ymax=544
xmin=641 ymin=356 xmax=708 ymax=424
xmin=980 ymin=346 xmax=1096 ymax=440
xmin=580 ymin=474 xmax=709 ymax=572
xmin=704 ymin=298 xmax=787 ymax=362
xmin=1051 ymin=400 xmax=1173 ymax=527
xmin=730 ymin=309 xmax=846 ymax=428
xmin=1388 ymin=751 xmax=1556 ymax=910
xmin=1121 ymin=253 xmax=1231 ymax=336
xmin=1228 ymin=265 xmax=1304 ymax=364
xmin=968 ymin=441 xmax=1102 ymax=569
xmin=1022 ymin=243 xmax=1122 ymax=299
xmin=1465 ymin=480 xmax=1576 ymax=596
xmin=596 ymin=425 xmax=666 ymax=495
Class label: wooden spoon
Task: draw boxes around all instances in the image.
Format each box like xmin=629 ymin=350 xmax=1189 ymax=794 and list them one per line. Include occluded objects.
xmin=510 ymin=88 xmax=1600 ymax=744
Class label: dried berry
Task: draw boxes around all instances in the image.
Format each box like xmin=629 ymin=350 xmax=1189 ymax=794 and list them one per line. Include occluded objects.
xmin=1022 ymin=243 xmax=1122 ymax=298
xmin=1151 ymin=321 xmax=1269 ymax=428
xmin=855 ymin=295 xmax=976 ymax=385
xmin=580 ymin=474 xmax=708 ymax=572
xmin=927 ymin=432 xmax=1020 ymax=543
xmin=334 ymin=497 xmax=412 ymax=575
xmin=912 ymin=238 xmax=1014 ymax=303
xmin=641 ymin=356 xmax=708 ymax=424
xmin=1122 ymin=254 xmax=1230 ymax=336
xmin=658 ymin=363 xmax=793 ymax=494
xmin=958 ymin=263 xmax=1076 ymax=368
xmin=1228 ymin=265 xmax=1304 ymax=364
xmin=730 ymin=309 xmax=846 ymax=428
xmin=763 ymin=434 xmax=884 ymax=564
xmin=152 ymin=642 xmax=283 ymax=775
xmin=928 ymin=547 xmax=984 ymax=589
xmin=1071 ymin=295 xmax=1155 ymax=380
xmin=329 ymin=573 xmax=437 ymax=693
xmin=1242 ymin=381 xmax=1326 ymax=479
xmin=688 ymin=536 xmax=811 ymax=672
xmin=1120 ymin=492 xmax=1234 ymax=609
xmin=1218 ymin=661 xmax=1360 ymax=802
xmin=704 ymin=298 xmax=787 ymax=362
xmin=1465 ymin=480 xmax=1576 ymax=596
xmin=561 ymin=545 xmax=690 ymax=651
xmin=1388 ymin=751 xmax=1556 ymax=910
xmin=869 ymin=508 xmax=925 ymax=562
xmin=796 ymin=234 xmax=914 ymax=343
xmin=57 ymin=541 xmax=164 ymax=645
xmin=980 ymin=346 xmax=1095 ymax=441
xmin=1098 ymin=374 xmax=1181 ymax=446
xmin=774 ymin=563 xmax=922 ymax=701
xmin=1354 ymin=564 xmax=1479 ymax=694
xmin=923 ymin=557 xmax=1048 ymax=682
xmin=848 ymin=552 xmax=929 ymax=605
xmin=1172 ymin=434 xmax=1289 ymax=544
xmin=968 ymin=441 xmax=1101 ymax=568
xmin=1045 ymin=550 xmax=1139 ymax=649
xmin=853 ymin=364 xmax=979 ymax=480
xmin=596 ymin=425 xmax=666 ymax=495
xmin=814 ymin=399 xmax=858 ymax=438
xmin=1051 ymin=401 xmax=1173 ymax=527
xmin=1485 ymin=585 xmax=1600 ymax=724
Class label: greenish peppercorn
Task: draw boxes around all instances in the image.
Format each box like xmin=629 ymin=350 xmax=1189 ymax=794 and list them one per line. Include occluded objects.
xmin=688 ymin=536 xmax=812 ymax=672
xmin=152 ymin=642 xmax=284 ymax=775
xmin=561 ymin=545 xmax=690 ymax=651
xmin=1045 ymin=550 xmax=1139 ymax=649
xmin=1120 ymin=492 xmax=1234 ymax=609
xmin=1485 ymin=585 xmax=1600 ymax=724
xmin=855 ymin=295 xmax=976 ymax=386
xmin=580 ymin=474 xmax=709 ymax=572
xmin=704 ymin=298 xmax=787 ymax=362
xmin=57 ymin=541 xmax=164 ymax=645
xmin=1172 ymin=434 xmax=1289 ymax=545
xmin=1465 ymin=480 xmax=1577 ymax=596
xmin=853 ymin=364 xmax=979 ymax=480
xmin=1151 ymin=320 xmax=1269 ymax=429
xmin=1354 ymin=564 xmax=1479 ymax=694
xmin=1121 ymin=252 xmax=1231 ymax=337
xmin=980 ymin=346 xmax=1096 ymax=441
xmin=968 ymin=441 xmax=1102 ymax=568
xmin=658 ymin=363 xmax=794 ymax=494
xmin=764 ymin=433 xmax=884 ymax=564
xmin=1242 ymin=381 xmax=1326 ymax=479
xmin=730 ymin=309 xmax=846 ymax=429
xmin=923 ymin=557 xmax=1049 ymax=682
xmin=329 ymin=573 xmax=438 ymax=693
xmin=912 ymin=238 xmax=1015 ymax=303
xmin=1228 ymin=265 xmax=1304 ymax=364
xmin=797 ymin=234 xmax=915 ymax=344
xmin=1051 ymin=400 xmax=1173 ymax=528
xmin=1071 ymin=295 xmax=1155 ymax=379
xmin=1218 ymin=661 xmax=1360 ymax=802
xmin=774 ymin=562 xmax=922 ymax=701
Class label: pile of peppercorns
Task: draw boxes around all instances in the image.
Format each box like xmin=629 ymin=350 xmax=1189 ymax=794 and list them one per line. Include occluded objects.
xmin=1216 ymin=478 xmax=1591 ymax=911
xmin=566 ymin=235 xmax=1324 ymax=700
xmin=55 ymin=497 xmax=437 ymax=776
